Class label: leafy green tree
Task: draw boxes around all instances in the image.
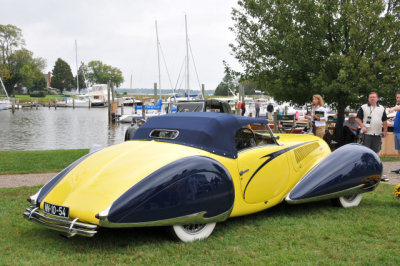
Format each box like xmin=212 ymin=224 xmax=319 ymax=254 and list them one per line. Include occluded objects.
xmin=0 ymin=25 xmax=46 ymax=95
xmin=51 ymin=58 xmax=74 ymax=94
xmin=0 ymin=24 xmax=24 ymax=65
xmin=86 ymin=60 xmax=124 ymax=87
xmin=75 ymin=63 xmax=87 ymax=90
xmin=214 ymin=71 xmax=239 ymax=96
xmin=0 ymin=24 xmax=25 ymax=94
xmin=32 ymin=73 xmax=46 ymax=91
xmin=4 ymin=49 xmax=46 ymax=94
xmin=230 ymin=0 xmax=400 ymax=140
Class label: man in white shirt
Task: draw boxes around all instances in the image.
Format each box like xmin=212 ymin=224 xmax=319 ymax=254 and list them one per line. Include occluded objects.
xmin=355 ymin=92 xmax=388 ymax=153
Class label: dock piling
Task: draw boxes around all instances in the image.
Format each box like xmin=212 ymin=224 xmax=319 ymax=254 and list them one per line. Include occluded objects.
xmin=11 ymin=98 xmax=15 ymax=113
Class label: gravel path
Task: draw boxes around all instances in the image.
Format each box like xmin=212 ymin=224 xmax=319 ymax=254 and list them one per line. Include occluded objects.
xmin=1 ymin=162 xmax=399 ymax=188
xmin=0 ymin=172 xmax=58 ymax=188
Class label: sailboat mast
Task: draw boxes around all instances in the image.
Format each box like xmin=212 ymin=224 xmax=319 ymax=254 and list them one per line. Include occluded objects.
xmin=130 ymin=72 xmax=133 ymax=96
xmin=185 ymin=15 xmax=189 ymax=100
xmin=155 ymin=20 xmax=161 ymax=100
xmin=75 ymin=40 xmax=79 ymax=94
xmin=0 ymin=76 xmax=9 ymax=100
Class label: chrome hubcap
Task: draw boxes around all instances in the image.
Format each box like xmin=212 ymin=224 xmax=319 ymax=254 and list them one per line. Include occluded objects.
xmin=182 ymin=224 xmax=206 ymax=234
xmin=343 ymin=194 xmax=357 ymax=201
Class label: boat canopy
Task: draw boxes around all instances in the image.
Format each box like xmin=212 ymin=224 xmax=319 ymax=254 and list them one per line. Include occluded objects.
xmin=133 ymin=112 xmax=270 ymax=158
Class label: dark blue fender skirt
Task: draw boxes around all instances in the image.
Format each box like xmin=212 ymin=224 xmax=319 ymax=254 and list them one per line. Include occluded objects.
xmin=286 ymin=144 xmax=382 ymax=204
xmin=102 ymin=156 xmax=235 ymax=226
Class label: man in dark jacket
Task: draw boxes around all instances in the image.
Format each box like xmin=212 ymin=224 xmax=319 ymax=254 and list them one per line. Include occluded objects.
xmin=124 ymin=118 xmax=145 ymax=141
xmin=267 ymin=103 xmax=274 ymax=120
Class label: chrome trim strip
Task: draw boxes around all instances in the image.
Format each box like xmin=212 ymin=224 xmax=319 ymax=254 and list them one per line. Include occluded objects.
xmin=285 ymin=184 xmax=374 ymax=204
xmin=99 ymin=207 xmax=232 ymax=228
xmin=23 ymin=207 xmax=98 ymax=237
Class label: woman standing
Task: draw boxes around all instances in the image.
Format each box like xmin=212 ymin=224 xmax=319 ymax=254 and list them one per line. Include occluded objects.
xmin=305 ymin=94 xmax=327 ymax=138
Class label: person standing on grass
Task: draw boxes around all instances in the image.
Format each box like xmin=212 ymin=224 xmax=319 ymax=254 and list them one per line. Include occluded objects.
xmin=356 ymin=91 xmax=388 ymax=154
xmin=388 ymin=91 xmax=400 ymax=173
xmin=304 ymin=94 xmax=327 ymax=139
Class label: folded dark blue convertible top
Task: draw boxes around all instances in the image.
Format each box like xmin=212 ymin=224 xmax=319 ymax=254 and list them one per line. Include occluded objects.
xmin=133 ymin=112 xmax=269 ymax=158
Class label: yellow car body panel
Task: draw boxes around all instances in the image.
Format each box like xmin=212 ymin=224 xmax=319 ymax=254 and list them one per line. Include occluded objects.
xmin=40 ymin=133 xmax=329 ymax=224
xmin=40 ymin=141 xmax=208 ymax=224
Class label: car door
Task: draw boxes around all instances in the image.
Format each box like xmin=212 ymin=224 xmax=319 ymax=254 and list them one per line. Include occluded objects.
xmin=237 ymin=145 xmax=291 ymax=204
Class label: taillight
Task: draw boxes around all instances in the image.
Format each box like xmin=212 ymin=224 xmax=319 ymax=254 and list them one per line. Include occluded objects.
xmin=27 ymin=197 xmax=32 ymax=203
xmin=95 ymin=213 xmax=99 ymax=219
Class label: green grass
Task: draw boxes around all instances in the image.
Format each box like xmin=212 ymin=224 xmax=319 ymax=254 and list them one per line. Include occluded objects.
xmin=0 ymin=149 xmax=89 ymax=174
xmin=381 ymin=156 xmax=400 ymax=162
xmin=0 ymin=94 xmax=64 ymax=104
xmin=0 ymin=184 xmax=399 ymax=264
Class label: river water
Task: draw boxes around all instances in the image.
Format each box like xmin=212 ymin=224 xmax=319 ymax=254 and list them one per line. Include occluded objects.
xmin=0 ymin=107 xmax=133 ymax=151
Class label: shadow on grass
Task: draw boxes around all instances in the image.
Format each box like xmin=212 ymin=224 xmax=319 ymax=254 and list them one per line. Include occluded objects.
xmin=19 ymin=184 xmax=399 ymax=249
xmin=34 ymin=200 xmax=339 ymax=248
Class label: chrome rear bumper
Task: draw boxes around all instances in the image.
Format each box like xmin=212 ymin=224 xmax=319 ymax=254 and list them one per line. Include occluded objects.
xmin=23 ymin=207 xmax=98 ymax=237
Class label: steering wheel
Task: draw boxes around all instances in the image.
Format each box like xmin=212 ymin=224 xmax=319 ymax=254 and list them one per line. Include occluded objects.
xmin=240 ymin=127 xmax=257 ymax=147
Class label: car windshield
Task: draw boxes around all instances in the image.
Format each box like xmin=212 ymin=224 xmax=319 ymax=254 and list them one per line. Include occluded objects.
xmin=235 ymin=123 xmax=278 ymax=151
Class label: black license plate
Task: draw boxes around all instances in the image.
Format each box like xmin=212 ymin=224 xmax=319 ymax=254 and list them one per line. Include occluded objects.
xmin=43 ymin=202 xmax=69 ymax=218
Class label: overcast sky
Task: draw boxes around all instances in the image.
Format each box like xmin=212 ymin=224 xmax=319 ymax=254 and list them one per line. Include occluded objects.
xmin=1 ymin=0 xmax=242 ymax=91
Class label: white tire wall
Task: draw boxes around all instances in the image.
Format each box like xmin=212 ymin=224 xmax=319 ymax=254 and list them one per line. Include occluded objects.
xmin=336 ymin=194 xmax=363 ymax=208
xmin=171 ymin=223 xmax=216 ymax=242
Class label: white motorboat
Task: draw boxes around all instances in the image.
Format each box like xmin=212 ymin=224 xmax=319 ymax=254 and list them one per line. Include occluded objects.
xmin=0 ymin=99 xmax=11 ymax=110
xmin=119 ymin=99 xmax=164 ymax=123
xmin=88 ymin=84 xmax=109 ymax=107
xmin=123 ymin=97 xmax=135 ymax=106
xmin=66 ymin=95 xmax=91 ymax=108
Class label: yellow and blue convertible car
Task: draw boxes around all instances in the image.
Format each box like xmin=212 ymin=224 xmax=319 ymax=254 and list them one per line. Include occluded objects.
xmin=24 ymin=112 xmax=383 ymax=242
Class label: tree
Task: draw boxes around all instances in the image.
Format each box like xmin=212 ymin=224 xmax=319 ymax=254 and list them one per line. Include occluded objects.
xmin=214 ymin=71 xmax=239 ymax=96
xmin=0 ymin=25 xmax=46 ymax=95
xmin=75 ymin=63 xmax=87 ymax=90
xmin=51 ymin=58 xmax=74 ymax=94
xmin=230 ymin=0 xmax=400 ymax=140
xmin=4 ymin=49 xmax=46 ymax=94
xmin=86 ymin=60 xmax=124 ymax=87
xmin=0 ymin=24 xmax=24 ymax=66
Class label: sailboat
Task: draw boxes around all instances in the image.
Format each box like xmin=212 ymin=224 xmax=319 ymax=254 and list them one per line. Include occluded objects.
xmin=119 ymin=21 xmax=167 ymax=123
xmin=65 ymin=40 xmax=91 ymax=108
xmin=0 ymin=76 xmax=11 ymax=110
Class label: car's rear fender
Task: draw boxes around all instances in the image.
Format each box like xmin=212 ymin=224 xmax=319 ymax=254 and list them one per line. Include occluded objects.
xmin=98 ymin=156 xmax=235 ymax=227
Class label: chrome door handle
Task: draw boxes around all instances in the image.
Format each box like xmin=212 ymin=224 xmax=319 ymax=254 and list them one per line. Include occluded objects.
xmin=240 ymin=169 xmax=249 ymax=176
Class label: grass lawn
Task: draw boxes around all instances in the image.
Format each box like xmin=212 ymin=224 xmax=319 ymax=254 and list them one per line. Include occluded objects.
xmin=0 ymin=149 xmax=398 ymax=175
xmin=0 ymin=149 xmax=89 ymax=174
xmin=381 ymin=156 xmax=400 ymax=162
xmin=0 ymin=184 xmax=399 ymax=264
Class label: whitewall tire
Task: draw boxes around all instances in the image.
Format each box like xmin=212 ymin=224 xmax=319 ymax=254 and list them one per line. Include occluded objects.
xmin=171 ymin=223 xmax=216 ymax=242
xmin=333 ymin=194 xmax=363 ymax=208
